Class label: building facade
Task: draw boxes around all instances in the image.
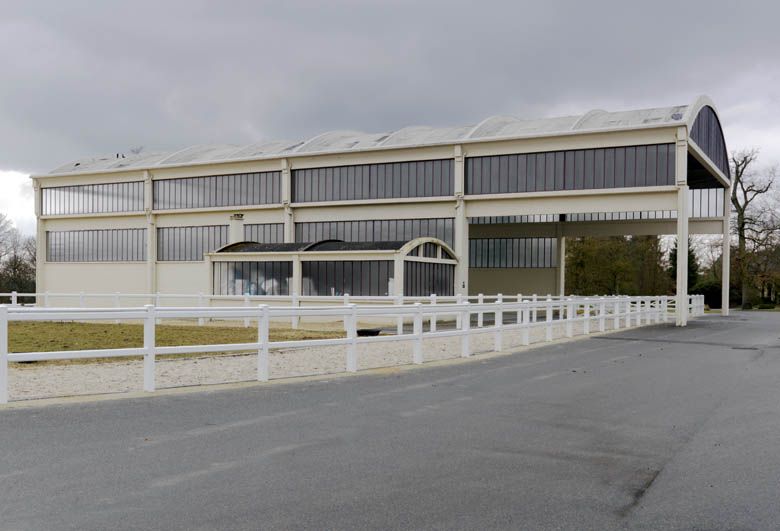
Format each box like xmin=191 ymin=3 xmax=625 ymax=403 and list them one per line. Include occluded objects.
xmin=32 ymin=96 xmax=731 ymax=325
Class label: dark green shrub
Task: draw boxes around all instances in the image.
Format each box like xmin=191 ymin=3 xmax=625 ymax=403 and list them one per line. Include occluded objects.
xmin=691 ymin=279 xmax=722 ymax=309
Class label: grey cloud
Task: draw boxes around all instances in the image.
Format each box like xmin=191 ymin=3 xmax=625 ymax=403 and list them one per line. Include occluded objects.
xmin=1 ymin=0 xmax=779 ymax=173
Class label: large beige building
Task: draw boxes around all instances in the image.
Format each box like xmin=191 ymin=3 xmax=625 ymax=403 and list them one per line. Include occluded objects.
xmin=31 ymin=96 xmax=731 ymax=325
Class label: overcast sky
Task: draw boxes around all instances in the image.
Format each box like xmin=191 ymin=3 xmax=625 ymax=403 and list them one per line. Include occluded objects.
xmin=1 ymin=0 xmax=778 ymax=234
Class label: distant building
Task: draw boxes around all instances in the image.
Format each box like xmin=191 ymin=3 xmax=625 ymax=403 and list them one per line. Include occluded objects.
xmin=31 ymin=96 xmax=730 ymax=325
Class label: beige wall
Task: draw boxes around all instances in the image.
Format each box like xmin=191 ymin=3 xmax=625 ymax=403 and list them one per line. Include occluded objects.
xmin=156 ymin=262 xmax=210 ymax=296
xmin=469 ymin=268 xmax=557 ymax=296
xmin=41 ymin=263 xmax=148 ymax=305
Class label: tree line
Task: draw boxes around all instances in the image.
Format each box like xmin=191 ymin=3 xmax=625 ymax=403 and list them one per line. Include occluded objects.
xmin=0 ymin=214 xmax=36 ymax=296
xmin=567 ymin=149 xmax=779 ymax=309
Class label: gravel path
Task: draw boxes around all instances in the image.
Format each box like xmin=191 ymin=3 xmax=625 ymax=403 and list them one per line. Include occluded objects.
xmin=8 ymin=318 xmax=652 ymax=401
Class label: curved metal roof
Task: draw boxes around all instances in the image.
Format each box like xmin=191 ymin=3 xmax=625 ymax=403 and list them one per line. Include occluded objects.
xmin=47 ymin=97 xmax=713 ymax=176
xmin=214 ymin=237 xmax=456 ymax=256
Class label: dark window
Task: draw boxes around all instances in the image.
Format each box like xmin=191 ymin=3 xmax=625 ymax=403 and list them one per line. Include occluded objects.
xmin=302 ymin=261 xmax=394 ymax=296
xmin=468 ymin=238 xmax=558 ymax=268
xmin=295 ymin=218 xmax=454 ymax=247
xmin=212 ymin=261 xmax=291 ymax=295
xmin=153 ymin=172 xmax=281 ymax=210
xmin=42 ymin=182 xmax=144 ymax=215
xmin=157 ymin=226 xmax=229 ymax=261
xmin=292 ymin=159 xmax=454 ymax=202
xmin=243 ymin=223 xmax=284 ymax=243
xmin=46 ymin=229 xmax=147 ymax=262
xmin=466 ymin=143 xmax=676 ymax=194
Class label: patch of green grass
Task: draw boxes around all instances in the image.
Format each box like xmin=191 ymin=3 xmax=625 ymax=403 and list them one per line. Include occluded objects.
xmin=9 ymin=321 xmax=344 ymax=366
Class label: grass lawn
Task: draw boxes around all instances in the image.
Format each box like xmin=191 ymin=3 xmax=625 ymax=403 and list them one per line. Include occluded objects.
xmin=9 ymin=321 xmax=344 ymax=366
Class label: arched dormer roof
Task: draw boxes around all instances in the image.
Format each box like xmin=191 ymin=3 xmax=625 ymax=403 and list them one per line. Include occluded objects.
xmin=687 ymin=100 xmax=729 ymax=179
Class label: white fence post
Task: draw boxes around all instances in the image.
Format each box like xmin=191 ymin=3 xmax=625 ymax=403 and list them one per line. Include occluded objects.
xmin=565 ymin=298 xmax=574 ymax=338
xmin=598 ymin=297 xmax=606 ymax=332
xmin=456 ymin=293 xmax=463 ymax=328
xmin=114 ymin=292 xmax=121 ymax=324
xmin=477 ymin=293 xmax=484 ymax=328
xmin=516 ymin=293 xmax=523 ymax=324
xmin=494 ymin=294 xmax=503 ymax=352
xmin=257 ymin=304 xmax=270 ymax=382
xmin=662 ymin=297 xmax=669 ymax=323
xmin=583 ymin=298 xmax=590 ymax=335
xmin=143 ymin=304 xmax=156 ymax=392
xmin=0 ymin=305 xmax=8 ymax=404
xmin=521 ymin=305 xmax=530 ymax=346
xmin=613 ymin=298 xmax=621 ymax=329
xmin=291 ymin=292 xmax=300 ymax=329
xmin=545 ymin=296 xmax=553 ymax=342
xmin=460 ymin=302 xmax=471 ymax=357
xmin=43 ymin=291 xmax=50 ymax=307
xmin=198 ymin=292 xmax=205 ymax=326
xmin=532 ymin=294 xmax=538 ymax=323
xmin=346 ymin=304 xmax=358 ymax=372
xmin=10 ymin=292 xmax=17 ymax=306
xmin=395 ymin=295 xmax=404 ymax=335
xmin=413 ymin=302 xmax=423 ymax=364
xmin=429 ymin=294 xmax=437 ymax=332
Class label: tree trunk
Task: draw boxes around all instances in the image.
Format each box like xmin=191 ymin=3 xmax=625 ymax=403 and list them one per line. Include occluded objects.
xmin=737 ymin=213 xmax=749 ymax=307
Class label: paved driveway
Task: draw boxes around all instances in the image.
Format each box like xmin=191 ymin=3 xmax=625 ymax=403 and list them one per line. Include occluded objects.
xmin=2 ymin=312 xmax=779 ymax=530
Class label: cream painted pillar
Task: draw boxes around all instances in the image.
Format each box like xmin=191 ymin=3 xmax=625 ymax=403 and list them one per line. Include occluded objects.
xmin=453 ymin=145 xmax=469 ymax=295
xmin=393 ymin=256 xmax=405 ymax=296
xmin=144 ymin=171 xmax=157 ymax=294
xmin=721 ymin=185 xmax=731 ymax=316
xmin=557 ymin=235 xmax=566 ymax=297
xmin=675 ymin=128 xmax=689 ymax=326
xmin=33 ymin=180 xmax=46 ymax=301
xmin=292 ymin=256 xmax=302 ymax=296
xmin=281 ymin=158 xmax=294 ymax=242
xmin=555 ymin=222 xmax=565 ymax=296
xmin=229 ymin=213 xmax=244 ymax=243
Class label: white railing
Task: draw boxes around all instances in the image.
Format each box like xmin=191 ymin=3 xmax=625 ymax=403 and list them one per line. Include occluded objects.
xmin=0 ymin=294 xmax=704 ymax=404
xmin=0 ymin=291 xmax=706 ymax=328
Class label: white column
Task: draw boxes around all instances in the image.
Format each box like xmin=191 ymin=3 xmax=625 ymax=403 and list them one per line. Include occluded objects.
xmin=721 ymin=185 xmax=731 ymax=316
xmin=33 ymin=180 xmax=46 ymax=303
xmin=292 ymin=256 xmax=303 ymax=297
xmin=556 ymin=228 xmax=566 ymax=297
xmin=675 ymin=128 xmax=689 ymax=326
xmin=453 ymin=145 xmax=469 ymax=295
xmin=393 ymin=256 xmax=405 ymax=296
xmin=228 ymin=213 xmax=244 ymax=244
xmin=281 ymin=158 xmax=294 ymax=243
xmin=144 ymin=171 xmax=157 ymax=294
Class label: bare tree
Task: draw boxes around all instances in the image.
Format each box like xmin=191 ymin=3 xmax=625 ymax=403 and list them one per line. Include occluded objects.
xmin=129 ymin=146 xmax=144 ymax=155
xmin=730 ymin=149 xmax=779 ymax=307
xmin=0 ymin=213 xmax=18 ymax=263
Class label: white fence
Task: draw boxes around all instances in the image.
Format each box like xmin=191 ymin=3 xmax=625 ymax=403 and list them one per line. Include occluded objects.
xmin=0 ymin=294 xmax=705 ymax=404
xmin=0 ymin=291 xmax=706 ymax=328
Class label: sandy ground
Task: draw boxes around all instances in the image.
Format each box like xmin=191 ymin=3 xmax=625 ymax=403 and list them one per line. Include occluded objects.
xmin=8 ymin=315 xmax=660 ymax=401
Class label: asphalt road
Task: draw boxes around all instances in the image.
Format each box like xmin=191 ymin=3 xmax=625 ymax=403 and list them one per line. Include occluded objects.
xmin=2 ymin=311 xmax=780 ymax=531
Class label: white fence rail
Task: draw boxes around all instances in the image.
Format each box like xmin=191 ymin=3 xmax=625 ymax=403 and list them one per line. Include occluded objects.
xmin=0 ymin=291 xmax=706 ymax=329
xmin=0 ymin=294 xmax=705 ymax=403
